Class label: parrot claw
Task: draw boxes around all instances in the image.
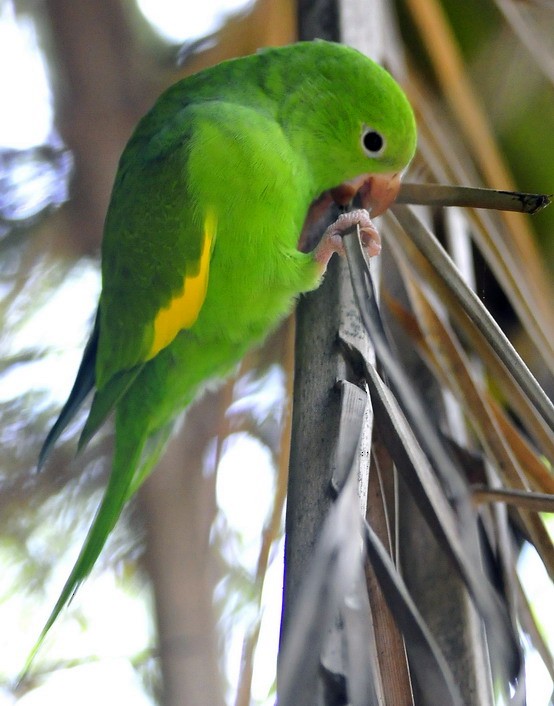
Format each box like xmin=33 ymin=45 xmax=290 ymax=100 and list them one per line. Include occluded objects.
xmin=314 ymin=208 xmax=381 ymax=268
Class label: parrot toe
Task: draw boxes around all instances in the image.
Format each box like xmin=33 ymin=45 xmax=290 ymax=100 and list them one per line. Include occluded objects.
xmin=314 ymin=208 xmax=381 ymax=268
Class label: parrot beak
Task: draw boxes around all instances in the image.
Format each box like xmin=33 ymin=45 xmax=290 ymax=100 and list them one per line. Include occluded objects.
xmin=358 ymin=172 xmax=402 ymax=216
xmin=330 ymin=171 xmax=402 ymax=216
xmin=298 ymin=172 xmax=402 ymax=254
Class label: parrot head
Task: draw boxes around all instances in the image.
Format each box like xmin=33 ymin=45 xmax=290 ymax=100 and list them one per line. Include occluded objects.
xmin=278 ymin=41 xmax=417 ymax=215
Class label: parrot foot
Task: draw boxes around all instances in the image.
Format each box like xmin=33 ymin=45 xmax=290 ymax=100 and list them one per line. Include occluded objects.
xmin=314 ymin=209 xmax=381 ymax=268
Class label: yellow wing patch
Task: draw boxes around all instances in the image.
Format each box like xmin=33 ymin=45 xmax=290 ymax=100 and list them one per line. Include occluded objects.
xmin=148 ymin=210 xmax=216 ymax=359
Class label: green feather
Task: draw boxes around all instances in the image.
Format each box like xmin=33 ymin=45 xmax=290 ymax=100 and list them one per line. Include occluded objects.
xmin=37 ymin=314 xmax=99 ymax=470
xmin=29 ymin=40 xmax=416 ymax=672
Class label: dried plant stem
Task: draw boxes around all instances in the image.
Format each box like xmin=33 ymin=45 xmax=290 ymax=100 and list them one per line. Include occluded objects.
xmin=391 ymin=205 xmax=554 ymax=432
xmin=471 ymin=486 xmax=554 ymax=512
xmin=404 ymin=0 xmax=554 ymax=331
xmin=397 ymin=183 xmax=550 ymax=214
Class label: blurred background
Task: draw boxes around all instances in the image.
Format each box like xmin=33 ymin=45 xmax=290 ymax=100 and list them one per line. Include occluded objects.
xmin=0 ymin=0 xmax=552 ymax=704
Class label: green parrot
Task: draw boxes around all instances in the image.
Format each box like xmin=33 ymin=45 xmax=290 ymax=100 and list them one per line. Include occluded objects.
xmin=32 ymin=40 xmax=416 ymax=661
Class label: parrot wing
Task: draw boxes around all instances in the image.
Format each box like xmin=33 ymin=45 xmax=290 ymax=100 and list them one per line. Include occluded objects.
xmin=96 ymin=109 xmax=216 ymax=389
xmin=30 ymin=114 xmax=218 ymax=666
xmin=38 ymin=106 xmax=217 ymax=466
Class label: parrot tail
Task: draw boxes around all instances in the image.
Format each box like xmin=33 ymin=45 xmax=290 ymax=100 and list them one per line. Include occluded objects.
xmin=78 ymin=365 xmax=143 ymax=453
xmin=23 ymin=407 xmax=171 ymax=678
xmin=38 ymin=315 xmax=99 ymax=471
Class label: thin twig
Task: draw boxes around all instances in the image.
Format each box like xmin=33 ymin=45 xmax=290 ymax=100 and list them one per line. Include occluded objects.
xmin=397 ymin=183 xmax=550 ymax=214
xmin=471 ymin=485 xmax=554 ymax=512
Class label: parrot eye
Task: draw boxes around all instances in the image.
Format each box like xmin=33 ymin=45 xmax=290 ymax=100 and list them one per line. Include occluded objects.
xmin=361 ymin=128 xmax=385 ymax=157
